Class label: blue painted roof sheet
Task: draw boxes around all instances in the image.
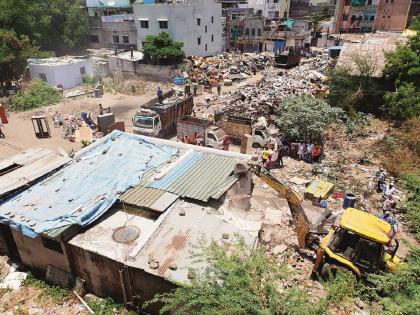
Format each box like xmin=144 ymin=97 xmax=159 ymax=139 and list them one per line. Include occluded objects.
xmin=0 ymin=131 xmax=178 ymax=238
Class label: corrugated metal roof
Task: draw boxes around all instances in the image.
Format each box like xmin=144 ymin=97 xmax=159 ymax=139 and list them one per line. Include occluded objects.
xmin=149 ymin=153 xmax=239 ymax=202
xmin=0 ymin=149 xmax=71 ymax=199
xmin=120 ymin=186 xmax=178 ymax=212
xmin=0 ymin=131 xmax=178 ymax=238
xmin=133 ymin=202 xmax=258 ymax=284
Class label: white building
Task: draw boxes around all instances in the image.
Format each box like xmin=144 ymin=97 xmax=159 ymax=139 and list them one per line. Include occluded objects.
xmin=239 ymin=0 xmax=290 ymax=20
xmin=133 ymin=0 xmax=223 ymax=57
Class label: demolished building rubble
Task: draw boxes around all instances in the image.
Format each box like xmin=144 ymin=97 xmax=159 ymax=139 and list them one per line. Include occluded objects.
xmin=192 ymin=52 xmax=335 ymax=121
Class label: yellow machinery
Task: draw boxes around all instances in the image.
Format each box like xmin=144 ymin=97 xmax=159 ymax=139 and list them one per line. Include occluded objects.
xmin=251 ymin=165 xmax=401 ymax=277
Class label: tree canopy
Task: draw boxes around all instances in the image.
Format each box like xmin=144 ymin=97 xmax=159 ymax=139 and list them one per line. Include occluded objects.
xmin=0 ymin=0 xmax=88 ymax=85
xmin=275 ymin=95 xmax=344 ymax=143
xmin=143 ymin=32 xmax=184 ymax=65
xmin=382 ymin=16 xmax=420 ymax=123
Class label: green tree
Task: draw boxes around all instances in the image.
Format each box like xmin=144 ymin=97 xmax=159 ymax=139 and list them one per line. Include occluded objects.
xmin=144 ymin=236 xmax=323 ymax=315
xmin=0 ymin=29 xmax=48 ymax=87
xmin=382 ymin=16 xmax=420 ymax=122
xmin=143 ymin=32 xmax=184 ymax=65
xmin=63 ymin=2 xmax=89 ymax=49
xmin=275 ymin=95 xmax=344 ymax=143
xmin=0 ymin=0 xmax=88 ymax=52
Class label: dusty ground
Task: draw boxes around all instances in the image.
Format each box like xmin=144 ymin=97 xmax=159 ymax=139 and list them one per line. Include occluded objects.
xmin=0 ymin=74 xmax=262 ymax=160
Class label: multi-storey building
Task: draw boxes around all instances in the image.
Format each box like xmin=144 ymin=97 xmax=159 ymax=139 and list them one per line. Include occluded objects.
xmin=333 ymin=0 xmax=378 ymax=33
xmin=133 ymin=0 xmax=224 ymax=57
xmin=374 ymin=0 xmax=411 ymax=31
xmin=85 ymin=0 xmax=137 ymax=49
xmin=238 ymin=0 xmax=291 ymax=21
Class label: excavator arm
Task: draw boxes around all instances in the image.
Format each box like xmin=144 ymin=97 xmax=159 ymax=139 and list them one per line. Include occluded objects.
xmin=251 ymin=164 xmax=314 ymax=248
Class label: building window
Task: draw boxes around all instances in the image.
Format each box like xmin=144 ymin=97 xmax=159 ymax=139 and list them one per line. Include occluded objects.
xmin=343 ymin=14 xmax=348 ymax=20
xmin=251 ymin=28 xmax=256 ymax=36
xmin=367 ymin=0 xmax=372 ymax=4
xmin=211 ymin=16 xmax=214 ymax=23
xmin=140 ymin=20 xmax=149 ymax=28
xmin=197 ymin=37 xmax=201 ymax=45
xmin=231 ymin=14 xmax=237 ymax=20
xmin=197 ymin=18 xmax=201 ymax=26
xmin=38 ymin=73 xmax=47 ymax=82
xmin=211 ymin=34 xmax=214 ymax=42
xmin=90 ymin=35 xmax=99 ymax=43
xmin=159 ymin=20 xmax=168 ymax=29
xmin=245 ymin=28 xmax=250 ymax=35
xmin=205 ymin=44 xmax=208 ymax=51
xmin=369 ymin=15 xmax=375 ymax=21
xmin=123 ymin=35 xmax=129 ymax=43
xmin=205 ymin=25 xmax=207 ymax=33
xmin=344 ymin=0 xmax=350 ymax=5
xmin=41 ymin=236 xmax=63 ymax=253
xmin=80 ymin=67 xmax=86 ymax=75
xmin=113 ymin=35 xmax=119 ymax=43
xmin=257 ymin=28 xmax=262 ymax=36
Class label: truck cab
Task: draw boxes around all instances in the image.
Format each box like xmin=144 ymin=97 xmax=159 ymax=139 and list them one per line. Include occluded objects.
xmin=252 ymin=128 xmax=271 ymax=148
xmin=133 ymin=109 xmax=162 ymax=137
xmin=206 ymin=126 xmax=226 ymax=149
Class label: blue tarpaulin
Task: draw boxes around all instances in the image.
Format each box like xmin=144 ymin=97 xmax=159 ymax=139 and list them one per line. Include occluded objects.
xmin=273 ymin=40 xmax=285 ymax=53
xmin=0 ymin=131 xmax=178 ymax=238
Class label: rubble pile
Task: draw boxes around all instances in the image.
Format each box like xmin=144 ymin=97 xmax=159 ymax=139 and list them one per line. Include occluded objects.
xmin=193 ymin=53 xmax=335 ymax=120
xmin=186 ymin=52 xmax=273 ymax=85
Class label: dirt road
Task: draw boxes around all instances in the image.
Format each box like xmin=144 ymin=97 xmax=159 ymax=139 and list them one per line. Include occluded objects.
xmin=0 ymin=74 xmax=263 ymax=160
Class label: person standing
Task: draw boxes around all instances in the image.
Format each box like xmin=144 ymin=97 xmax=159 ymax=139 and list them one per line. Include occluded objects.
xmin=157 ymin=86 xmax=163 ymax=104
xmin=222 ymin=136 xmax=231 ymax=151
xmin=217 ymin=82 xmax=222 ymax=96
xmin=306 ymin=143 xmax=314 ymax=163
xmin=312 ymin=145 xmax=321 ymax=163
xmin=298 ymin=143 xmax=306 ymax=160
xmin=0 ymin=123 xmax=4 ymax=138
xmin=278 ymin=144 xmax=284 ymax=167
xmin=377 ymin=170 xmax=386 ymax=193
xmin=262 ymin=147 xmax=269 ymax=166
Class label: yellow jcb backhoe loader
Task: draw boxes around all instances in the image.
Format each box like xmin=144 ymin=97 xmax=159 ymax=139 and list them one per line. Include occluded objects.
xmin=251 ymin=165 xmax=401 ymax=277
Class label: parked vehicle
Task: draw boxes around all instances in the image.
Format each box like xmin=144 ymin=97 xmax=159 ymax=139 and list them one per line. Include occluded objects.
xmin=274 ymin=49 xmax=301 ymax=68
xmin=252 ymin=165 xmax=401 ymax=278
xmin=133 ymin=90 xmax=193 ymax=137
xmin=177 ymin=116 xmax=226 ymax=149
xmin=221 ymin=116 xmax=271 ymax=148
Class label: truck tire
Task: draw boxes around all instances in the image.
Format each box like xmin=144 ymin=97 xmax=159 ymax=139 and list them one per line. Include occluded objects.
xmin=158 ymin=131 xmax=164 ymax=138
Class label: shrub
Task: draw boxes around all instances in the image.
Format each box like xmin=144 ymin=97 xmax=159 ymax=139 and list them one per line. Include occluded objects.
xmin=144 ymin=236 xmax=322 ymax=315
xmin=275 ymin=95 xmax=344 ymax=143
xmin=367 ymin=247 xmax=420 ymax=315
xmin=11 ymin=80 xmax=62 ymax=112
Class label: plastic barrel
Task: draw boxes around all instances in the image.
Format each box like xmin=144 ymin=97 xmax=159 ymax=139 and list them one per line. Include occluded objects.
xmin=343 ymin=193 xmax=356 ymax=209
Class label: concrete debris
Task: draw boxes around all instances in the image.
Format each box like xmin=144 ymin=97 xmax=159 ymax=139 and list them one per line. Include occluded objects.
xmin=186 ymin=52 xmax=273 ymax=85
xmin=0 ymin=262 xmax=27 ymax=290
xmin=272 ymin=244 xmax=288 ymax=256
xmin=192 ymin=53 xmax=334 ymax=120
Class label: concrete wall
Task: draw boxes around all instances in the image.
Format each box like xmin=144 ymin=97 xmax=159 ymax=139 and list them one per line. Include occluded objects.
xmin=11 ymin=230 xmax=72 ymax=274
xmin=134 ymin=1 xmax=224 ymax=56
xmin=374 ymin=0 xmax=411 ymax=31
xmin=28 ymin=59 xmax=94 ymax=89
xmin=108 ymin=56 xmax=172 ymax=81
xmin=240 ymin=0 xmax=290 ymax=19
xmin=68 ymin=244 xmax=175 ymax=314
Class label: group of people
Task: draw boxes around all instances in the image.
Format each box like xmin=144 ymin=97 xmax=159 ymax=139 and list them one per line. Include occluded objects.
xmin=297 ymin=143 xmax=322 ymax=163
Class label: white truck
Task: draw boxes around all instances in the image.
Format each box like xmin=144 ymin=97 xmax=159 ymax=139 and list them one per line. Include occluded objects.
xmin=133 ymin=90 xmax=194 ymax=137
xmin=177 ymin=116 xmax=226 ymax=149
xmin=221 ymin=115 xmax=271 ymax=148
